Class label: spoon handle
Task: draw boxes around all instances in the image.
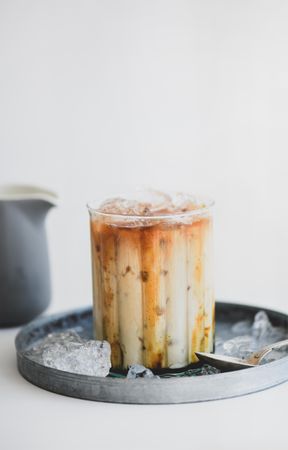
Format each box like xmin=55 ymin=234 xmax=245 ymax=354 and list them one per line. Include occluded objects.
xmin=247 ymin=338 xmax=288 ymax=365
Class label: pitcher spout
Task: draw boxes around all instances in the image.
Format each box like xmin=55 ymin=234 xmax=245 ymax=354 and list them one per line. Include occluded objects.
xmin=0 ymin=184 xmax=58 ymax=207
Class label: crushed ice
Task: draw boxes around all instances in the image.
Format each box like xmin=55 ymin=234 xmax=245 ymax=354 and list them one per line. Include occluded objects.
xmin=216 ymin=310 xmax=288 ymax=362
xmin=126 ymin=364 xmax=160 ymax=379
xmin=26 ymin=331 xmax=111 ymax=377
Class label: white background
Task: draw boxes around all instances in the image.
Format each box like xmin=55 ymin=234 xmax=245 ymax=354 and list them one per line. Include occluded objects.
xmin=1 ymin=0 xmax=288 ymax=314
xmin=1 ymin=2 xmax=288 ymax=450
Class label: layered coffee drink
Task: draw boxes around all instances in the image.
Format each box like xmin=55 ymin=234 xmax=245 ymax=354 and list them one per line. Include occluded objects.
xmin=88 ymin=190 xmax=214 ymax=370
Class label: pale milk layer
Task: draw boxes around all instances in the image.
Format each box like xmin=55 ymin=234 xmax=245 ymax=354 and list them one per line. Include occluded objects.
xmin=90 ymin=201 xmax=214 ymax=369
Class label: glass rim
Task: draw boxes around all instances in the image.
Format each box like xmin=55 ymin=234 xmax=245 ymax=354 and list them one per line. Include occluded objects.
xmin=87 ymin=197 xmax=214 ymax=220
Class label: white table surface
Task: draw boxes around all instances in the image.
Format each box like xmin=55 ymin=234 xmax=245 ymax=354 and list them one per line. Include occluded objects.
xmin=1 ymin=324 xmax=288 ymax=450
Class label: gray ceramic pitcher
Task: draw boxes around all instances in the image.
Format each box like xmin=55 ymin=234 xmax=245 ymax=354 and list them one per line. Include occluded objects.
xmin=0 ymin=185 xmax=57 ymax=326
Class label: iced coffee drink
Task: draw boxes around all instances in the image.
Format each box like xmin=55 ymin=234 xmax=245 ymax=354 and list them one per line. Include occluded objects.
xmin=88 ymin=191 xmax=214 ymax=370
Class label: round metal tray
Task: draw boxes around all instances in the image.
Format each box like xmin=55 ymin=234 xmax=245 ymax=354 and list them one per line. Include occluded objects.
xmin=15 ymin=301 xmax=288 ymax=404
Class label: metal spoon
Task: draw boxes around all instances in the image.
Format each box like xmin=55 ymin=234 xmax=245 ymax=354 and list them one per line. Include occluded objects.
xmin=195 ymin=338 xmax=288 ymax=372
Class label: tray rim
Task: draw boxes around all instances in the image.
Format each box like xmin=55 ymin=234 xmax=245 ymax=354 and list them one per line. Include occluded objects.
xmin=15 ymin=301 xmax=288 ymax=404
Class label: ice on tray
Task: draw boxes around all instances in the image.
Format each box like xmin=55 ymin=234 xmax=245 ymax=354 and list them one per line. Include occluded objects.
xmin=216 ymin=310 xmax=288 ymax=362
xmin=26 ymin=331 xmax=111 ymax=377
xmin=126 ymin=364 xmax=160 ymax=379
